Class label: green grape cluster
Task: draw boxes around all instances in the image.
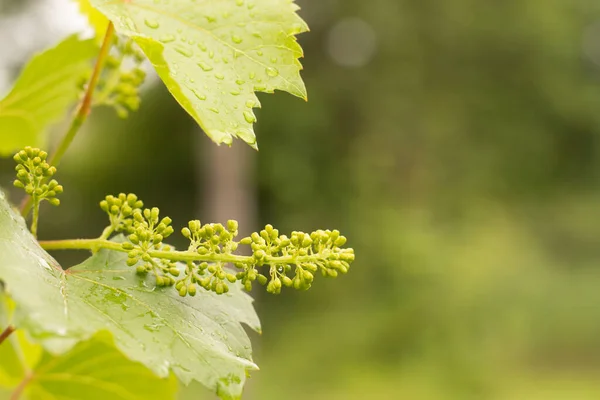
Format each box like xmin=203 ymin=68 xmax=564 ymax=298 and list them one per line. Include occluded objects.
xmin=13 ymin=147 xmax=63 ymax=206
xmin=92 ymin=36 xmax=146 ymax=118
xmin=100 ymin=194 xmax=355 ymax=297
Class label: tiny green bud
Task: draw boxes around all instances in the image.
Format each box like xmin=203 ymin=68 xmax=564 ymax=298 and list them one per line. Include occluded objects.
xmin=47 ymin=198 xmax=60 ymax=206
xmin=226 ymin=273 xmax=237 ymax=283
xmin=303 ymin=270 xmax=314 ymax=283
xmin=169 ymin=267 xmax=180 ymax=276
xmin=257 ymin=274 xmax=268 ymax=285
xmin=334 ymin=236 xmax=347 ymax=247
xmin=240 ymin=237 xmax=252 ymax=245
xmin=227 ymin=220 xmax=238 ymax=232
xmin=122 ymin=242 xmax=135 ymax=250
xmin=127 ymin=257 xmax=138 ymax=266
xmin=179 ymin=286 xmax=188 ymax=297
xmin=181 ymin=227 xmax=191 ymax=239
xmin=188 ymin=284 xmax=197 ymax=296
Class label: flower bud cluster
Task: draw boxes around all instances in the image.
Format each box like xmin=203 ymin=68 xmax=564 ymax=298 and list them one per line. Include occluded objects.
xmin=13 ymin=147 xmax=63 ymax=206
xmin=121 ymin=207 xmax=176 ymax=286
xmin=100 ymin=193 xmax=144 ymax=233
xmin=237 ymin=226 xmax=355 ymax=294
xmin=180 ymin=220 xmax=240 ymax=295
xmin=93 ymin=36 xmax=146 ymax=118
xmin=99 ymin=194 xmax=355 ymax=297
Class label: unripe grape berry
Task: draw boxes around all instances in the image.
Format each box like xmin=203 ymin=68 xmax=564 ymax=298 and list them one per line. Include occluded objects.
xmin=179 ymin=286 xmax=188 ymax=297
xmin=226 ymin=273 xmax=237 ymax=283
xmin=187 ymin=284 xmax=197 ymax=296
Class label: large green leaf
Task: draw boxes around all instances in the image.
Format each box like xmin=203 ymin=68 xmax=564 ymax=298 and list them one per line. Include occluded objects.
xmin=0 ymin=35 xmax=98 ymax=156
xmin=89 ymin=0 xmax=308 ymax=148
xmin=0 ymin=191 xmax=261 ymax=399
xmin=0 ymin=331 xmax=177 ymax=400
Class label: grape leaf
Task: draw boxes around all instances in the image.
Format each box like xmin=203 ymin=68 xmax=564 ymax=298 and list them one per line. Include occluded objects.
xmin=0 ymin=35 xmax=98 ymax=156
xmin=74 ymin=0 xmax=110 ymax=42
xmin=0 ymin=191 xmax=261 ymax=399
xmin=0 ymin=330 xmax=177 ymax=399
xmin=88 ymin=0 xmax=308 ymax=148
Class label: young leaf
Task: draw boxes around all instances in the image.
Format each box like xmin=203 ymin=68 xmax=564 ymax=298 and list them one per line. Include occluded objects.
xmin=88 ymin=0 xmax=308 ymax=148
xmin=1 ymin=331 xmax=177 ymax=399
xmin=0 ymin=35 xmax=98 ymax=156
xmin=0 ymin=191 xmax=261 ymax=399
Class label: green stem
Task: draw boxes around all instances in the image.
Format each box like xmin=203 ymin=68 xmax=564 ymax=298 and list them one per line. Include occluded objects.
xmin=30 ymin=197 xmax=39 ymax=238
xmin=38 ymin=238 xmax=322 ymax=266
xmin=20 ymin=22 xmax=116 ymax=217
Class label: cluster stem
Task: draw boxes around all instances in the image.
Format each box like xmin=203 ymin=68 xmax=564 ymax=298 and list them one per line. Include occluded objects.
xmin=38 ymin=238 xmax=323 ymax=266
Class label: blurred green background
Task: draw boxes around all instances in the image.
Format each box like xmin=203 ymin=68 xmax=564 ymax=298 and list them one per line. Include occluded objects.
xmin=4 ymin=0 xmax=600 ymax=399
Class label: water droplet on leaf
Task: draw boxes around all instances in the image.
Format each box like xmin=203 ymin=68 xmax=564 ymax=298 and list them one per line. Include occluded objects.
xmin=243 ymin=110 xmax=256 ymax=123
xmin=266 ymin=67 xmax=279 ymax=77
xmin=144 ymin=18 xmax=159 ymax=29
xmin=198 ymin=62 xmax=213 ymax=71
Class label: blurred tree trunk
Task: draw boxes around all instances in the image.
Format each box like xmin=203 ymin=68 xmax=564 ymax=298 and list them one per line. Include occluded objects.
xmin=195 ymin=133 xmax=259 ymax=399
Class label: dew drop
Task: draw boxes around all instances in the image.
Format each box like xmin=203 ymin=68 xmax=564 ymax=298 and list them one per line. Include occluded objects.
xmin=205 ymin=15 xmax=217 ymax=23
xmin=209 ymin=50 xmax=215 ymax=59
xmin=249 ymin=72 xmax=256 ymax=79
xmin=174 ymin=45 xmax=193 ymax=57
xmin=254 ymin=84 xmax=267 ymax=91
xmin=222 ymin=57 xmax=230 ymax=64
xmin=270 ymin=56 xmax=278 ymax=63
xmin=209 ymin=107 xmax=220 ymax=114
xmin=243 ymin=110 xmax=256 ymax=123
xmin=256 ymin=50 xmax=263 ymax=56
xmin=236 ymin=79 xmax=245 ymax=86
xmin=245 ymin=99 xmax=255 ymax=108
xmin=215 ymin=73 xmax=225 ymax=80
xmin=230 ymin=90 xmax=241 ymax=96
xmin=266 ymin=67 xmax=279 ymax=77
xmin=236 ymin=0 xmax=244 ymax=5
xmin=144 ymin=18 xmax=159 ymax=29
xmin=192 ymin=89 xmax=207 ymax=100
xmin=232 ymin=35 xmax=243 ymax=44
xmin=252 ymin=32 xmax=262 ymax=39
xmin=198 ymin=62 xmax=213 ymax=71
xmin=248 ymin=2 xmax=255 ymax=10
xmin=198 ymin=43 xmax=207 ymax=52
xmin=159 ymin=34 xmax=176 ymax=43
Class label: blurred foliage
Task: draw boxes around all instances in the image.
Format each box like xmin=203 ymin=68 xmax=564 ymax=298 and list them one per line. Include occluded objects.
xmin=5 ymin=0 xmax=600 ymax=399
